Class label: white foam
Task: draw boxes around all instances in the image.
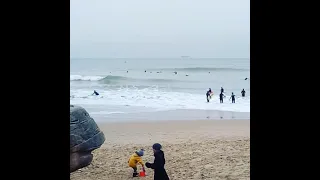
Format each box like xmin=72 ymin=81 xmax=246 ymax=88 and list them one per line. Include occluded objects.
xmin=70 ymin=87 xmax=250 ymax=113
xmin=70 ymin=75 xmax=104 ymax=81
xmin=90 ymin=111 xmax=126 ymax=115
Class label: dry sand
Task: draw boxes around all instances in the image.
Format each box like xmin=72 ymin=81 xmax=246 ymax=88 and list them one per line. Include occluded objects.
xmin=70 ymin=119 xmax=250 ymax=180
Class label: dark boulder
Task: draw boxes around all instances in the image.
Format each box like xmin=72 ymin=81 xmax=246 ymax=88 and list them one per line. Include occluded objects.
xmin=70 ymin=105 xmax=105 ymax=172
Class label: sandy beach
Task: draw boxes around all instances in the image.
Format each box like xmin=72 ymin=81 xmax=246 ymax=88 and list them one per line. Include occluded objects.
xmin=70 ymin=119 xmax=250 ymax=180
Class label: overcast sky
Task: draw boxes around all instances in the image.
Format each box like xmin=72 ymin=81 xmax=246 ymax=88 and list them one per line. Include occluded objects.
xmin=70 ymin=0 xmax=249 ymax=58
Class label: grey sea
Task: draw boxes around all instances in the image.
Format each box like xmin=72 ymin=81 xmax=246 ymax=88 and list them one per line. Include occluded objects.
xmin=70 ymin=58 xmax=250 ymax=122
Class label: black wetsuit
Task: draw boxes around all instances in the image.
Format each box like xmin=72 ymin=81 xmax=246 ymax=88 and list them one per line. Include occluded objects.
xmin=208 ymin=89 xmax=212 ymax=100
xmin=241 ymin=90 xmax=245 ymax=97
xmin=206 ymin=91 xmax=210 ymax=102
xmin=231 ymin=94 xmax=235 ymax=103
xmin=221 ymin=88 xmax=224 ymax=94
xmin=219 ymin=93 xmax=224 ymax=103
xmin=93 ymin=91 xmax=99 ymax=95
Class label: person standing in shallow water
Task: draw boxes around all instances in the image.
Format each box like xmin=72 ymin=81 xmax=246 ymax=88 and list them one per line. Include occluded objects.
xmin=219 ymin=92 xmax=225 ymax=103
xmin=206 ymin=90 xmax=211 ymax=102
xmin=230 ymin=92 xmax=236 ymax=103
xmin=241 ymin=89 xmax=246 ymax=97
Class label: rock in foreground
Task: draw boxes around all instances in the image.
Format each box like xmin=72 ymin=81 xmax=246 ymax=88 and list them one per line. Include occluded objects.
xmin=70 ymin=105 xmax=105 ymax=173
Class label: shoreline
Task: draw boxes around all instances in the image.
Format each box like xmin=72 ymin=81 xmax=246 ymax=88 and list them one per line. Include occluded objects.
xmin=90 ymin=109 xmax=250 ymax=123
xmin=97 ymin=118 xmax=249 ymax=124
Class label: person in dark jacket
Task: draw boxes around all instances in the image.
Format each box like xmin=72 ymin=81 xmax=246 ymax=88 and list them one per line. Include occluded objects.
xmin=145 ymin=143 xmax=169 ymax=180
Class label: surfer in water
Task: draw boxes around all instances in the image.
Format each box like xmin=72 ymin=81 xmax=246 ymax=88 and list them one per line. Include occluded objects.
xmin=230 ymin=92 xmax=235 ymax=103
xmin=92 ymin=90 xmax=99 ymax=96
xmin=241 ymin=89 xmax=246 ymax=97
xmin=206 ymin=90 xmax=211 ymax=102
xmin=219 ymin=92 xmax=225 ymax=103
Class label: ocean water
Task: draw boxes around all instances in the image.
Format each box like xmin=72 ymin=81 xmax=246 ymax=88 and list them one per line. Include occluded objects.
xmin=70 ymin=58 xmax=250 ymax=121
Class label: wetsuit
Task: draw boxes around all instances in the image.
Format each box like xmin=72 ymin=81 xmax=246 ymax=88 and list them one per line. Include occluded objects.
xmin=208 ymin=89 xmax=212 ymax=99
xmin=241 ymin=90 xmax=245 ymax=97
xmin=231 ymin=94 xmax=235 ymax=103
xmin=221 ymin=88 xmax=224 ymax=94
xmin=206 ymin=91 xmax=210 ymax=102
xmin=93 ymin=91 xmax=99 ymax=95
xmin=219 ymin=93 xmax=224 ymax=103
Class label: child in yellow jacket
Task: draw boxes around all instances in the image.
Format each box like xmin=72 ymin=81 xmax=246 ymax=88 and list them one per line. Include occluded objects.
xmin=128 ymin=149 xmax=145 ymax=177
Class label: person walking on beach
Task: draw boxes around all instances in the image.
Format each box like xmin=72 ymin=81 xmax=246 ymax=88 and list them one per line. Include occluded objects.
xmin=128 ymin=149 xmax=145 ymax=177
xmin=230 ymin=92 xmax=236 ymax=103
xmin=219 ymin=92 xmax=225 ymax=103
xmin=241 ymin=89 xmax=245 ymax=97
xmin=145 ymin=143 xmax=169 ymax=180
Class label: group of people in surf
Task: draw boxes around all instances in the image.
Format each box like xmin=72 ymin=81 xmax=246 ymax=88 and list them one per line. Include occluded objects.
xmin=206 ymin=87 xmax=246 ymax=103
xmin=92 ymin=87 xmax=246 ymax=105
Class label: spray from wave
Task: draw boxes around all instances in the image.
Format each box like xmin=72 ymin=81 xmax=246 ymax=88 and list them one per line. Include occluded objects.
xmin=70 ymin=75 xmax=186 ymax=84
xmin=70 ymin=75 xmax=105 ymax=81
xmin=70 ymin=75 xmax=126 ymax=81
xmin=70 ymin=87 xmax=250 ymax=112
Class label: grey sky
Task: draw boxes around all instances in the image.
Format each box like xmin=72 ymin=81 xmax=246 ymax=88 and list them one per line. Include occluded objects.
xmin=70 ymin=0 xmax=250 ymax=58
